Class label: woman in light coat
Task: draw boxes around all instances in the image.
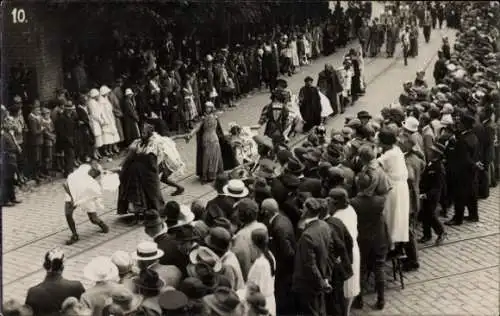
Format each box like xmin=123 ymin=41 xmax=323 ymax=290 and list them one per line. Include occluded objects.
xmin=245 ymin=228 xmax=276 ymax=316
xmin=377 ymin=127 xmax=410 ymax=249
xmin=330 ymin=188 xmax=360 ymax=316
xmin=99 ymin=86 xmax=120 ymax=158
xmin=87 ymin=89 xmax=105 ymax=159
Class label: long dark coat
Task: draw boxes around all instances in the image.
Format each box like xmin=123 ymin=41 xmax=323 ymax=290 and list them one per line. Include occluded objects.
xmin=298 ymin=86 xmax=322 ymax=132
xmin=122 ymin=97 xmax=141 ymax=144
xmin=117 ymin=152 xmax=164 ymax=215
xmin=317 ymin=69 xmax=343 ymax=113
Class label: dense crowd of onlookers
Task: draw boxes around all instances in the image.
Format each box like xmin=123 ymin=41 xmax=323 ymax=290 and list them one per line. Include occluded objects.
xmin=3 ymin=1 xmax=499 ymax=316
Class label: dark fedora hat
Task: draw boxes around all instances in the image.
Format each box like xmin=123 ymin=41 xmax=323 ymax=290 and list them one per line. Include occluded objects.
xmin=280 ymin=173 xmax=301 ymax=189
xmin=357 ymin=110 xmax=372 ymax=120
xmin=284 ymin=157 xmax=305 ymax=175
xmin=204 ymin=227 xmax=232 ymax=253
xmin=178 ymin=277 xmax=210 ymax=300
xmin=377 ymin=127 xmax=398 ymax=146
xmin=134 ymin=268 xmax=165 ymax=291
xmin=304 ymin=76 xmax=314 ymax=83
xmin=158 ymin=290 xmax=189 ymax=311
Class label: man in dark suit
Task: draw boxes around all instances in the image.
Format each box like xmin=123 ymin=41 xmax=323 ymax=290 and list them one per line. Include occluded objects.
xmin=350 ymin=174 xmax=389 ymax=310
xmin=26 ymin=248 xmax=85 ymax=316
xmin=419 ymin=142 xmax=447 ymax=245
xmin=1 ymin=120 xmax=22 ymax=207
xmin=474 ymin=106 xmax=496 ymax=199
xmin=260 ymin=198 xmax=296 ymax=315
xmin=446 ymin=113 xmax=481 ymax=225
xmin=55 ymin=103 xmax=77 ymax=177
xmin=292 ymin=197 xmax=335 ymax=316
xmin=284 ymin=156 xmax=323 ymax=197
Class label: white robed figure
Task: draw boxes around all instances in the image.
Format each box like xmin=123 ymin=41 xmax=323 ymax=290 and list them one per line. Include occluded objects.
xmin=377 ymin=130 xmax=410 ymax=247
xmin=99 ymin=86 xmax=120 ymax=146
xmin=284 ymin=92 xmax=304 ymax=138
xmin=63 ymin=162 xmax=116 ymax=245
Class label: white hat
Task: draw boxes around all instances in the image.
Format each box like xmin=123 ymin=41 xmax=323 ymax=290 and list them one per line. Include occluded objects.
xmin=205 ymin=101 xmax=215 ymax=108
xmin=111 ymin=251 xmax=133 ymax=275
xmin=440 ymin=114 xmax=454 ymax=126
xmin=83 ymin=256 xmax=119 ymax=282
xmin=125 ymin=88 xmax=134 ymax=96
xmin=206 ymin=54 xmax=214 ymax=62
xmin=132 ymin=241 xmax=165 ymax=261
xmin=446 ymin=64 xmax=457 ymax=72
xmin=222 ymin=179 xmax=249 ymax=198
xmin=189 ymin=246 xmax=222 ymax=272
xmin=402 ymin=116 xmax=420 ymax=133
xmin=89 ymin=89 xmax=100 ymax=98
xmin=441 ymin=103 xmax=454 ymax=114
xmin=100 ymin=85 xmax=111 ymax=96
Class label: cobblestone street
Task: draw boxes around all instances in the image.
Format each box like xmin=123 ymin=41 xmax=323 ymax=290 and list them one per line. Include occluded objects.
xmin=3 ymin=7 xmax=499 ymax=314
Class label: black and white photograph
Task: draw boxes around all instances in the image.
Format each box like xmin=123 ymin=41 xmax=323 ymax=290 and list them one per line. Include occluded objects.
xmin=1 ymin=0 xmax=499 ymax=315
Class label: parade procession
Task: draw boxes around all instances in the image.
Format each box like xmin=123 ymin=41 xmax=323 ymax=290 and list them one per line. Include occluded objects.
xmin=1 ymin=1 xmax=499 ymax=316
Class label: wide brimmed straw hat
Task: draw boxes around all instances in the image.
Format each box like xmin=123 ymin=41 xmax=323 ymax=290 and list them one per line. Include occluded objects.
xmin=132 ymin=241 xmax=164 ymax=261
xmin=222 ymin=179 xmax=249 ymax=198
xmin=83 ymin=256 xmax=119 ymax=282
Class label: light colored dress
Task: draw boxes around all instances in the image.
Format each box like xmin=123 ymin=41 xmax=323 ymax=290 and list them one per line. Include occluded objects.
xmin=200 ymin=114 xmax=223 ymax=181
xmin=334 ymin=205 xmax=361 ymax=299
xmin=87 ymin=98 xmax=105 ymax=147
xmin=246 ymin=254 xmax=276 ymax=316
xmin=378 ymin=146 xmax=410 ymax=244
xmin=98 ymin=95 xmax=120 ymax=145
xmin=290 ymin=40 xmax=300 ymax=67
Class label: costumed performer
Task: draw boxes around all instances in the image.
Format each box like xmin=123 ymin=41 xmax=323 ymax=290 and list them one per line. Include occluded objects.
xmin=117 ymin=122 xmax=186 ymax=224
xmin=227 ymin=122 xmax=260 ymax=166
xmin=258 ymin=90 xmax=291 ymax=144
xmin=274 ymin=78 xmax=304 ymax=139
xmin=63 ymin=161 xmax=111 ymax=245
xmin=186 ymin=101 xmax=237 ymax=184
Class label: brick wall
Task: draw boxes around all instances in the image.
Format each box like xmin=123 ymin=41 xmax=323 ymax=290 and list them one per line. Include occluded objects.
xmin=3 ymin=4 xmax=63 ymax=104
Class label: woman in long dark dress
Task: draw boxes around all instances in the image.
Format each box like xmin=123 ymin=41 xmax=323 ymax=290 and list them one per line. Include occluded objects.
xmin=186 ymin=101 xmax=237 ymax=183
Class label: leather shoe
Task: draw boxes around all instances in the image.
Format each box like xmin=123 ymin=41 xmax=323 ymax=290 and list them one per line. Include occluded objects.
xmin=418 ymin=236 xmax=432 ymax=243
xmin=11 ymin=199 xmax=22 ymax=204
xmin=464 ymin=216 xmax=479 ymax=222
xmin=445 ymin=219 xmax=462 ymax=226
xmin=2 ymin=202 xmax=15 ymax=207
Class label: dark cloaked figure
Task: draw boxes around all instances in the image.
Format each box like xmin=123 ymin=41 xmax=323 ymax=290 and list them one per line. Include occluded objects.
xmin=298 ymin=76 xmax=322 ymax=132
xmin=317 ymin=64 xmax=343 ymax=115
xmin=54 ymin=103 xmax=77 ymax=177
xmin=117 ymin=123 xmax=165 ymax=218
xmin=1 ymin=120 xmax=21 ymax=207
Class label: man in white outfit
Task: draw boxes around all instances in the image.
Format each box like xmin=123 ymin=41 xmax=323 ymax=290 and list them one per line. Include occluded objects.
xmin=64 ymin=161 xmax=110 ymax=245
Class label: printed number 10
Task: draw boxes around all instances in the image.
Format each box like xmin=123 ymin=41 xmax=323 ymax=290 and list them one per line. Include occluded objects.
xmin=11 ymin=8 xmax=27 ymax=24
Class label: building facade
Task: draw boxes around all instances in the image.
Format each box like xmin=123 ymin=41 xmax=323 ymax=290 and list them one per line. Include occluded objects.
xmin=2 ymin=2 xmax=63 ymax=104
